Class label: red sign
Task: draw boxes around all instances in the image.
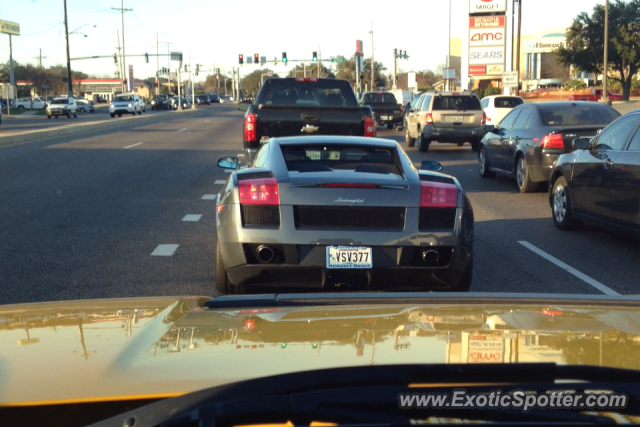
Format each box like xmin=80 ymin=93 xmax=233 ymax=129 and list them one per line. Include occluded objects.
xmin=469 ymin=16 xmax=505 ymax=28
xmin=356 ymin=40 xmax=364 ymax=57
xmin=469 ymin=65 xmax=486 ymax=75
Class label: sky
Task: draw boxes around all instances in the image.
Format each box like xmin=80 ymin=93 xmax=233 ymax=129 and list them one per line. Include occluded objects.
xmin=0 ymin=0 xmax=604 ymax=81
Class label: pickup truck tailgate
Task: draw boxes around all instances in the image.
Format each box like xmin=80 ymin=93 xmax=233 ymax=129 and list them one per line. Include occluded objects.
xmin=256 ymin=105 xmax=365 ymax=137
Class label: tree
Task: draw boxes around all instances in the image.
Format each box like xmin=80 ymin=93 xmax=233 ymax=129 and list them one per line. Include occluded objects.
xmin=565 ymin=78 xmax=587 ymax=90
xmin=556 ymin=0 xmax=640 ymax=100
xmin=240 ymin=69 xmax=280 ymax=95
xmin=286 ymin=63 xmax=335 ymax=79
xmin=334 ymin=55 xmax=387 ymax=89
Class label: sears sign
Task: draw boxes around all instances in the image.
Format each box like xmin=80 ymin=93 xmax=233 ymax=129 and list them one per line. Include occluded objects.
xmin=469 ymin=47 xmax=504 ymax=65
xmin=469 ymin=0 xmax=506 ymax=14
xmin=470 ymin=28 xmax=505 ymax=47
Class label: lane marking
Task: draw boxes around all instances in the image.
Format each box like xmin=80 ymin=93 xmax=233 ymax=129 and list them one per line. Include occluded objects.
xmin=182 ymin=214 xmax=202 ymax=222
xmin=151 ymin=244 xmax=179 ymax=256
xmin=178 ymin=128 xmax=187 ymax=132
xmin=124 ymin=142 xmax=143 ymax=149
xmin=237 ymin=153 xmax=245 ymax=157
xmin=214 ymin=180 xmax=226 ymax=185
xmin=518 ymin=241 xmax=619 ymax=295
xmin=204 ymin=120 xmax=210 ymax=123
xmin=202 ymin=194 xmax=217 ymax=200
xmin=224 ymin=170 xmax=233 ymax=173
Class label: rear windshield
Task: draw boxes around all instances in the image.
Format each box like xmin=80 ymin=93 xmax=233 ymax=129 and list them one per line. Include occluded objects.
xmin=494 ymin=97 xmax=524 ymax=108
xmin=281 ymin=145 xmax=400 ymax=175
xmin=114 ymin=95 xmax=134 ymax=102
xmin=538 ymin=105 xmax=621 ymax=126
xmin=258 ymin=80 xmax=358 ymax=107
xmin=432 ymin=96 xmax=481 ymax=111
xmin=52 ymin=98 xmax=69 ymax=104
xmin=361 ymin=93 xmax=398 ymax=104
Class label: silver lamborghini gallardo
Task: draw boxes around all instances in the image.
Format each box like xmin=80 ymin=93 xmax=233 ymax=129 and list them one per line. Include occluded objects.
xmin=215 ymin=136 xmax=473 ymax=294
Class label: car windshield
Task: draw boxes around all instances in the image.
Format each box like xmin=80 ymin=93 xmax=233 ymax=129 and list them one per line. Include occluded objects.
xmin=539 ymin=104 xmax=621 ymax=126
xmin=5 ymin=1 xmax=640 ymax=423
xmin=432 ymin=95 xmax=481 ymax=111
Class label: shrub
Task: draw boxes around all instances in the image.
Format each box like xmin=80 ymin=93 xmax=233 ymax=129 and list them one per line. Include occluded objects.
xmin=564 ymin=79 xmax=587 ymax=90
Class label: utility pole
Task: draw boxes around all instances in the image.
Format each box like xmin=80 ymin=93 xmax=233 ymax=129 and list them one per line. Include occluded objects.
xmin=112 ymin=1 xmax=132 ymax=93
xmin=601 ymin=0 xmax=610 ymax=104
xmin=317 ymin=45 xmax=321 ymax=78
xmin=190 ymin=52 xmax=196 ymax=109
xmin=63 ymin=0 xmax=73 ymax=96
xmin=393 ymin=49 xmax=397 ymax=89
xmin=369 ymin=22 xmax=375 ymax=91
xmin=156 ymin=33 xmax=160 ymax=95
xmin=515 ymin=0 xmax=522 ymax=96
xmin=447 ymin=0 xmax=452 ymax=91
xmin=39 ymin=48 xmax=42 ymax=68
xmin=303 ymin=62 xmax=306 ymax=78
xmin=177 ymin=62 xmax=182 ymax=110
xmin=116 ymin=30 xmax=122 ymax=90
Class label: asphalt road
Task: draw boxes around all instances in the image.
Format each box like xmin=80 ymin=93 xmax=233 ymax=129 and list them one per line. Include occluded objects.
xmin=2 ymin=103 xmax=639 ymax=305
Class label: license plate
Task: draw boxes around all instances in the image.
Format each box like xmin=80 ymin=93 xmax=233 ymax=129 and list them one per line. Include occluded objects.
xmin=326 ymin=246 xmax=372 ymax=269
xmin=380 ymin=116 xmax=389 ymax=120
xmin=451 ymin=116 xmax=464 ymax=122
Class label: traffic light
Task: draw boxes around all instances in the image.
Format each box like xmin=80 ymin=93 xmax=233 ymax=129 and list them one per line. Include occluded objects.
xmin=393 ymin=48 xmax=397 ymax=58
xmin=184 ymin=64 xmax=188 ymax=72
xmin=195 ymin=64 xmax=199 ymax=76
xmin=312 ymin=51 xmax=317 ymax=62
xmin=282 ymin=52 xmax=287 ymax=64
xmin=145 ymin=53 xmax=149 ymax=63
xmin=113 ymin=54 xmax=117 ymax=64
xmin=239 ymin=54 xmax=244 ymax=64
xmin=403 ymin=51 xmax=408 ymax=59
xmin=254 ymin=53 xmax=259 ymax=64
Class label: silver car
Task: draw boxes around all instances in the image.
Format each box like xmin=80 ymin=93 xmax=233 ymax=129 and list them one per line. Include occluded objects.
xmin=214 ymin=135 xmax=474 ymax=295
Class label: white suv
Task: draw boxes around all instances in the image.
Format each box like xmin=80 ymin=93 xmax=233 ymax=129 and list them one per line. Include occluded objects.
xmin=109 ymin=94 xmax=142 ymax=118
xmin=46 ymin=97 xmax=78 ymax=119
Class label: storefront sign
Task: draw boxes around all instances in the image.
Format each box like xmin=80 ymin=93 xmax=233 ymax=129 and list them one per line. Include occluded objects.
xmin=469 ymin=16 xmax=506 ymax=28
xmin=469 ymin=0 xmax=506 ymax=14
xmin=469 ymin=47 xmax=504 ymax=65
xmin=469 ymin=65 xmax=487 ymax=75
xmin=470 ymin=28 xmax=505 ymax=47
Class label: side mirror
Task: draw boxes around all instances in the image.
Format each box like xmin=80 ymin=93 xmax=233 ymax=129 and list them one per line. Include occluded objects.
xmin=484 ymin=125 xmax=495 ymax=132
xmin=420 ymin=160 xmax=443 ymax=172
xmin=572 ymin=137 xmax=590 ymax=151
xmin=217 ymin=157 xmax=239 ymax=170
xmin=238 ymin=101 xmax=251 ymax=112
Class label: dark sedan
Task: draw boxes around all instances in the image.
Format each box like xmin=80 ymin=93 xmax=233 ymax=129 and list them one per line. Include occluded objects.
xmin=478 ymin=101 xmax=620 ymax=193
xmin=549 ymin=110 xmax=640 ymax=235
xmin=209 ymin=93 xmax=220 ymax=103
xmin=214 ymin=136 xmax=474 ymax=295
xmin=150 ymin=95 xmax=171 ymax=110
xmin=195 ymin=94 xmax=211 ymax=105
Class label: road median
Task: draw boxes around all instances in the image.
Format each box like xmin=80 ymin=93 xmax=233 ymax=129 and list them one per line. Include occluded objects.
xmin=0 ymin=108 xmax=201 ymax=149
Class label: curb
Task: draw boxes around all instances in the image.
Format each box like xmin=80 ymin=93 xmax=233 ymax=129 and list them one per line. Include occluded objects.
xmin=0 ymin=108 xmax=201 ymax=149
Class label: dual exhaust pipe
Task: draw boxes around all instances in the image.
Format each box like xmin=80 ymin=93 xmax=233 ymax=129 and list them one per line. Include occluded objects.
xmin=256 ymin=245 xmax=275 ymax=264
xmin=422 ymin=250 xmax=439 ymax=266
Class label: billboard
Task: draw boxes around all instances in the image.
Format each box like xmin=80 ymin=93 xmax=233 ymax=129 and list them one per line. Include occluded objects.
xmin=469 ymin=16 xmax=505 ymax=28
xmin=469 ymin=0 xmax=506 ymax=14
xmin=469 ymin=65 xmax=486 ymax=75
xmin=470 ymin=28 xmax=505 ymax=47
xmin=0 ymin=20 xmax=20 ymax=36
xmin=469 ymin=47 xmax=504 ymax=65
xmin=356 ymin=40 xmax=364 ymax=57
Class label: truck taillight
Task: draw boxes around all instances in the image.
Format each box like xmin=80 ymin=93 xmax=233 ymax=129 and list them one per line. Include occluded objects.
xmin=295 ymin=78 xmax=318 ymax=82
xmin=481 ymin=112 xmax=486 ymax=125
xmin=244 ymin=113 xmax=257 ymax=142
xmin=364 ymin=115 xmax=375 ymax=137
xmin=239 ymin=178 xmax=279 ymax=205
xmin=542 ymin=133 xmax=564 ymax=149
xmin=420 ymin=181 xmax=458 ymax=208
xmin=425 ymin=113 xmax=433 ymax=125
xmin=400 ymin=106 xmax=404 ymax=115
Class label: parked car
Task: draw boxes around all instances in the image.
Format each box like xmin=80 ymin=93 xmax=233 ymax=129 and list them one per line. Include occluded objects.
xmin=480 ymin=95 xmax=524 ymax=126
xmin=549 ymin=110 xmax=640 ymax=234
xmin=46 ymin=96 xmax=78 ymax=119
xmin=15 ymin=96 xmax=47 ymax=110
xmin=76 ymin=99 xmax=94 ymax=113
xmin=196 ymin=94 xmax=210 ymax=105
xmin=405 ymin=91 xmax=486 ymax=152
xmin=109 ymin=94 xmax=142 ymax=117
xmin=209 ymin=93 xmax=220 ymax=103
xmin=479 ymin=101 xmax=621 ymax=193
xmin=568 ymin=89 xmax=624 ymax=102
xmin=219 ymin=95 xmax=232 ymax=103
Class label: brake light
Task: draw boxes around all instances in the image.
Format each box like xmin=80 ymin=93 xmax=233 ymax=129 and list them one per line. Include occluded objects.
xmin=420 ymin=181 xmax=458 ymax=207
xmin=364 ymin=115 xmax=375 ymax=137
xmin=542 ymin=133 xmax=564 ymax=149
xmin=325 ymin=183 xmax=376 ymax=188
xmin=542 ymin=309 xmax=563 ymax=316
xmin=425 ymin=113 xmax=433 ymax=125
xmin=239 ymin=178 xmax=279 ymax=205
xmin=244 ymin=319 xmax=256 ymax=330
xmin=400 ymin=106 xmax=404 ymax=115
xmin=295 ymin=78 xmax=317 ymax=82
xmin=481 ymin=112 xmax=486 ymax=125
xmin=244 ymin=113 xmax=257 ymax=142
xmin=216 ymin=205 xmax=224 ymax=213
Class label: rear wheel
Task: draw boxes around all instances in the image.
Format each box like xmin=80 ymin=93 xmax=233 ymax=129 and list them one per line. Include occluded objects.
xmin=405 ymin=128 xmax=415 ymax=147
xmin=110 ymin=113 xmax=115 ymax=118
xmin=387 ymin=123 xmax=394 ymax=129
xmin=418 ymin=133 xmax=430 ymax=152
xmin=478 ymin=146 xmax=496 ymax=178
xmin=552 ymin=176 xmax=581 ymax=230
xmin=516 ymin=155 xmax=536 ymax=193
xmin=470 ymin=140 xmax=480 ymax=152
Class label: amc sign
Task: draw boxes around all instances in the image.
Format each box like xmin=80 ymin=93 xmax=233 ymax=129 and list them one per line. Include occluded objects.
xmin=470 ymin=28 xmax=505 ymax=47
xmin=470 ymin=350 xmax=503 ymax=363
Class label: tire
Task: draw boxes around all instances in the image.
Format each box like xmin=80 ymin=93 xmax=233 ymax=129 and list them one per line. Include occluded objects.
xmin=137 ymin=109 xmax=142 ymax=115
xmin=66 ymin=111 xmax=71 ymax=119
xmin=47 ymin=115 xmax=51 ymax=119
xmin=18 ymin=105 xmax=24 ymax=110
xmin=471 ymin=140 xmax=480 ymax=152
xmin=387 ymin=123 xmax=394 ymax=129
xmin=74 ymin=111 xmax=78 ymax=118
xmin=215 ymin=241 xmax=246 ymax=295
xmin=418 ymin=133 xmax=430 ymax=152
xmin=552 ymin=176 xmax=581 ymax=230
xmin=118 ymin=114 xmax=122 ymax=117
xmin=151 ymin=106 xmax=155 ymax=110
xmin=110 ymin=113 xmax=115 ymax=118
xmin=405 ymin=128 xmax=416 ymax=147
xmin=456 ymin=257 xmax=473 ymax=292
xmin=132 ymin=110 xmax=136 ymax=116
xmin=478 ymin=146 xmax=496 ymax=178
xmin=516 ymin=155 xmax=536 ymax=193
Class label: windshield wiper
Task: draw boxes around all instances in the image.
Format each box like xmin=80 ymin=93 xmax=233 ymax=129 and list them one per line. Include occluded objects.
xmin=91 ymin=364 xmax=640 ymax=427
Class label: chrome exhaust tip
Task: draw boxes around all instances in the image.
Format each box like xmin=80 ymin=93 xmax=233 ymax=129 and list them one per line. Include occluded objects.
xmin=256 ymin=245 xmax=275 ymax=264
xmin=422 ymin=250 xmax=439 ymax=265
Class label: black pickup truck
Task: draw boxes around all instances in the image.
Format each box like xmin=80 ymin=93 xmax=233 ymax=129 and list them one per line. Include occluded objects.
xmin=238 ymin=78 xmax=376 ymax=160
xmin=359 ymin=92 xmax=404 ymax=130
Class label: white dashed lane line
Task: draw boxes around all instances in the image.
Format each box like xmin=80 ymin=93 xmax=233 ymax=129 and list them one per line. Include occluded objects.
xmin=214 ymin=180 xmax=226 ymax=185
xmin=182 ymin=214 xmax=202 ymax=222
xmin=237 ymin=153 xmax=245 ymax=157
xmin=151 ymin=244 xmax=179 ymax=256
xmin=178 ymin=128 xmax=187 ymax=132
xmin=518 ymin=241 xmax=620 ymax=296
xmin=124 ymin=142 xmax=143 ymax=149
xmin=202 ymin=195 xmax=217 ymax=200
xmin=205 ymin=120 xmax=210 ymax=123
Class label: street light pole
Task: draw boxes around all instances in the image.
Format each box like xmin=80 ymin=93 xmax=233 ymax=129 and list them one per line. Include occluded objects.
xmin=369 ymin=22 xmax=374 ymax=91
xmin=515 ymin=0 xmax=522 ymax=96
xmin=63 ymin=0 xmax=73 ymax=96
xmin=156 ymin=32 xmax=160 ymax=95
xmin=601 ymin=0 xmax=610 ymax=104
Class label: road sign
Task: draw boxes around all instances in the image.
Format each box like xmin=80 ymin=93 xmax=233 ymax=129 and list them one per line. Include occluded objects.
xmin=247 ymin=56 xmax=253 ymax=64
xmin=170 ymin=52 xmax=182 ymax=61
xmin=330 ymin=58 xmax=346 ymax=63
xmin=407 ymin=72 xmax=416 ymax=89
xmin=502 ymin=71 xmax=518 ymax=88
xmin=0 ymin=20 xmax=20 ymax=36
xmin=260 ymin=56 xmax=267 ymax=65
xmin=356 ymin=40 xmax=363 ymax=57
